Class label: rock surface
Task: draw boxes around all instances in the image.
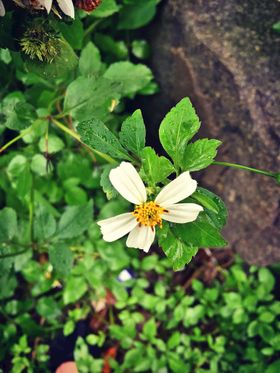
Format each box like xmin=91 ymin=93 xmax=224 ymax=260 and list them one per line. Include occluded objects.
xmin=142 ymin=0 xmax=280 ymax=265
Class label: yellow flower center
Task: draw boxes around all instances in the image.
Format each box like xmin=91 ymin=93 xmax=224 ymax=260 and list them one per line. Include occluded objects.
xmin=133 ymin=201 xmax=168 ymax=229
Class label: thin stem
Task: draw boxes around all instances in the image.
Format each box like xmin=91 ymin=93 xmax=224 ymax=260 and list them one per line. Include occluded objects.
xmin=0 ymin=127 xmax=33 ymax=153
xmin=212 ymin=161 xmax=276 ymax=178
xmin=51 ymin=118 xmax=117 ymax=165
xmin=84 ymin=19 xmax=103 ymax=38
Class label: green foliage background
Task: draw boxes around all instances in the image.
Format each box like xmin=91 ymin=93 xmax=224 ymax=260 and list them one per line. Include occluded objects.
xmin=0 ymin=1 xmax=279 ymax=372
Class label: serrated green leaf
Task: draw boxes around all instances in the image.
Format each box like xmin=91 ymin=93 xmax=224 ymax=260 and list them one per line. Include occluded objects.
xmin=119 ymin=110 xmax=146 ymax=156
xmin=173 ymin=213 xmax=228 ymax=248
xmin=140 ymin=147 xmax=175 ymax=186
xmin=158 ymin=224 xmax=198 ymax=271
xmin=57 ymin=200 xmax=93 ymax=239
xmin=181 ymin=138 xmax=221 ymax=171
xmin=159 ymin=97 xmax=200 ymax=167
xmin=0 ymin=208 xmax=17 ymax=242
xmin=192 ymin=187 xmax=227 ymax=229
xmin=103 ymin=61 xmax=153 ymax=97
xmin=77 ymin=117 xmax=130 ymax=160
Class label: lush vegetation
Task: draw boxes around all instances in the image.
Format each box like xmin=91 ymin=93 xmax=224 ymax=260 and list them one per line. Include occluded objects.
xmin=0 ymin=1 xmax=279 ymax=372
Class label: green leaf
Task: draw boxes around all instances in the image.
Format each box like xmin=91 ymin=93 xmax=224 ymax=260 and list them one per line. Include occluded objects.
xmin=181 ymin=138 xmax=221 ymax=171
xmin=118 ymin=0 xmax=158 ymax=30
xmin=159 ymin=98 xmax=200 ymax=167
xmin=1 ymin=92 xmax=31 ymax=131
xmin=258 ymin=268 xmax=275 ymax=293
xmin=266 ymin=360 xmax=280 ymax=373
xmin=158 ymin=224 xmax=198 ymax=271
xmin=173 ymin=213 xmax=228 ymax=248
xmin=79 ymin=42 xmax=102 ymax=76
xmin=7 ymin=155 xmax=32 ymax=199
xmin=119 ymin=110 xmax=146 ymax=156
xmin=58 ymin=18 xmax=84 ymax=50
xmin=49 ymin=245 xmax=74 ymax=276
xmin=100 ymin=165 xmax=118 ymax=199
xmin=38 ymin=134 xmax=64 ymax=154
xmin=143 ymin=318 xmax=157 ymax=340
xmin=34 ymin=205 xmax=56 ymax=241
xmin=63 ymin=277 xmax=88 ymax=305
xmin=95 ymin=33 xmax=128 ymax=60
xmin=103 ymin=62 xmax=153 ymax=97
xmin=140 ymin=147 xmax=175 ymax=186
xmin=132 ymin=40 xmax=150 ymax=59
xmin=192 ymin=187 xmax=227 ymax=229
xmin=272 ymin=22 xmax=280 ymax=33
xmin=92 ymin=0 xmax=119 ymax=17
xmin=25 ymin=39 xmax=78 ymax=80
xmin=57 ymin=200 xmax=93 ymax=239
xmin=0 ymin=208 xmax=17 ymax=242
xmin=31 ymin=154 xmax=48 ymax=176
xmin=36 ymin=297 xmax=61 ymax=320
xmin=77 ymin=118 xmax=130 ymax=160
xmin=64 ymin=76 xmax=121 ymax=122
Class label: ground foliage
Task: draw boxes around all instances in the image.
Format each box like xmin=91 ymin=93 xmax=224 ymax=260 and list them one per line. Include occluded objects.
xmin=0 ymin=1 xmax=280 ymax=372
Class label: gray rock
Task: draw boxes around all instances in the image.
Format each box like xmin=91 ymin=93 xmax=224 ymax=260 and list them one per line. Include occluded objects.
xmin=144 ymin=0 xmax=280 ymax=265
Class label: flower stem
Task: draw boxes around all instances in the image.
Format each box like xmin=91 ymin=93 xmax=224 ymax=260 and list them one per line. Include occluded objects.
xmin=0 ymin=127 xmax=33 ymax=154
xmin=212 ymin=161 xmax=276 ymax=178
xmin=51 ymin=118 xmax=117 ymax=165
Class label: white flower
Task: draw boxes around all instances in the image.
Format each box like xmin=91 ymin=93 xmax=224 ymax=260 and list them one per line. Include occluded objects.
xmin=12 ymin=0 xmax=75 ymax=18
xmin=98 ymin=162 xmax=203 ymax=253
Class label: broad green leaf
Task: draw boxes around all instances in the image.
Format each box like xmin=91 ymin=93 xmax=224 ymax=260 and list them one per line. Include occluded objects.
xmin=58 ymin=18 xmax=84 ymax=50
xmin=63 ymin=277 xmax=88 ymax=305
xmin=159 ymin=98 xmax=200 ymax=167
xmin=266 ymin=360 xmax=280 ymax=373
xmin=38 ymin=134 xmax=64 ymax=154
xmin=92 ymin=0 xmax=119 ymax=17
xmin=118 ymin=0 xmax=157 ymax=30
xmin=192 ymin=187 xmax=228 ymax=229
xmin=49 ymin=245 xmax=74 ymax=276
xmin=77 ymin=118 xmax=130 ymax=160
xmin=79 ymin=42 xmax=102 ymax=76
xmin=36 ymin=297 xmax=61 ymax=320
xmin=158 ymin=224 xmax=198 ymax=271
xmin=173 ymin=213 xmax=228 ymax=248
xmin=30 ymin=154 xmax=48 ymax=176
xmin=181 ymin=138 xmax=221 ymax=171
xmin=119 ymin=110 xmax=146 ymax=156
xmin=7 ymin=155 xmax=32 ymax=199
xmin=103 ymin=62 xmax=153 ymax=97
xmin=34 ymin=205 xmax=56 ymax=241
xmin=0 ymin=208 xmax=17 ymax=242
xmin=64 ymin=76 xmax=121 ymax=122
xmin=140 ymin=147 xmax=175 ymax=185
xmin=143 ymin=318 xmax=157 ymax=340
xmin=65 ymin=186 xmax=88 ymax=206
xmin=25 ymin=39 xmax=78 ymax=80
xmin=100 ymin=165 xmax=118 ymax=199
xmin=57 ymin=200 xmax=93 ymax=239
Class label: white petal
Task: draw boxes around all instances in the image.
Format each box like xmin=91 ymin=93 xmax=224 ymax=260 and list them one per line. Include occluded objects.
xmin=41 ymin=0 xmax=52 ymax=13
xmin=126 ymin=225 xmax=155 ymax=253
xmin=97 ymin=213 xmax=137 ymax=242
xmin=155 ymin=172 xmax=197 ymax=207
xmin=162 ymin=203 xmax=203 ymax=224
xmin=109 ymin=162 xmax=147 ymax=205
xmin=57 ymin=0 xmax=75 ymax=18
xmin=0 ymin=0 xmax=5 ymax=16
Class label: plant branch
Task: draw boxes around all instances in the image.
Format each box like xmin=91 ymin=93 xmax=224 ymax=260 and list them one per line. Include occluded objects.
xmin=212 ymin=161 xmax=277 ymax=178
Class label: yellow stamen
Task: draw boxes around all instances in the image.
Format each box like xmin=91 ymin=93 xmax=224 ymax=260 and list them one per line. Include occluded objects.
xmin=133 ymin=201 xmax=168 ymax=229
